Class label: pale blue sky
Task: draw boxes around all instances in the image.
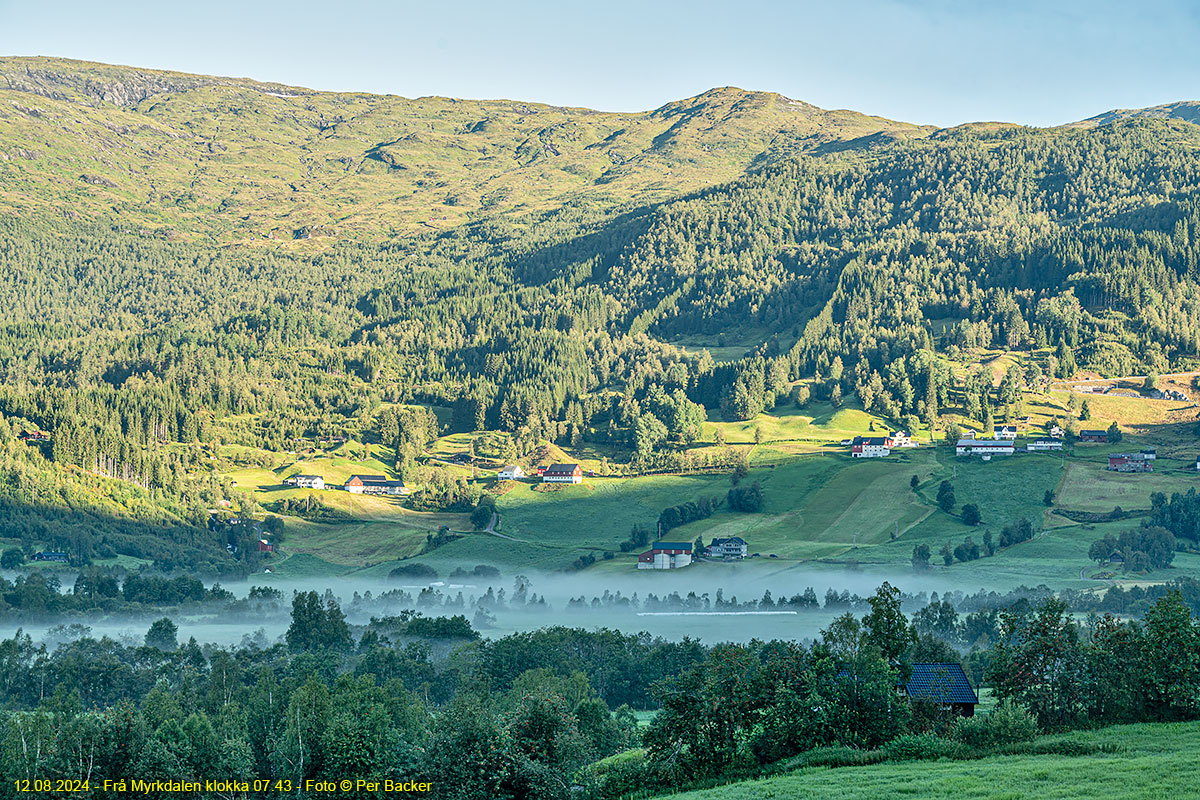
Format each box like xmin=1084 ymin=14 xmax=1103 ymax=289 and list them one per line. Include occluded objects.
xmin=1 ymin=0 xmax=1197 ymax=127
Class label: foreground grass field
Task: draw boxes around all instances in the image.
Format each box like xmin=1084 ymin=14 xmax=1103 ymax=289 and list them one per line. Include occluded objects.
xmin=671 ymin=721 xmax=1200 ymax=800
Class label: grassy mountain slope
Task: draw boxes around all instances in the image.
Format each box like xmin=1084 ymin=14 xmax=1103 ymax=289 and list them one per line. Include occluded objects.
xmin=0 ymin=57 xmax=932 ymax=241
xmin=1071 ymin=100 xmax=1200 ymax=128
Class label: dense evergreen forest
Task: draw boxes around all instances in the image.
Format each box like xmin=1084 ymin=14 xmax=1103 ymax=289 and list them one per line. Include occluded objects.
xmin=4 ymin=111 xmax=1200 ymax=570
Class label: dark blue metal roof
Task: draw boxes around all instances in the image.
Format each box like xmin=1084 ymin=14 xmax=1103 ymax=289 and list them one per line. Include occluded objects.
xmin=904 ymin=663 xmax=978 ymax=704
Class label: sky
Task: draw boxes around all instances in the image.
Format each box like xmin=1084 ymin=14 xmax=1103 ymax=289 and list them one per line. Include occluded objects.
xmin=1 ymin=0 xmax=1198 ymax=127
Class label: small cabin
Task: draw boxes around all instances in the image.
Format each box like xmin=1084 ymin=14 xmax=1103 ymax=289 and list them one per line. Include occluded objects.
xmin=901 ymin=663 xmax=980 ymax=717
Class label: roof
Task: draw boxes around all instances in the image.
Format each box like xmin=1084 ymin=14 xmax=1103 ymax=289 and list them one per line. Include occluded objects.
xmin=1080 ymin=429 xmax=1107 ymax=437
xmin=544 ymin=463 xmax=580 ymax=473
xmin=957 ymin=439 xmax=1013 ymax=448
xmin=998 ymin=425 xmax=1017 ymax=432
xmin=1029 ymin=439 xmax=1060 ymax=444
xmin=711 ymin=537 xmax=747 ymax=546
xmin=499 ymin=464 xmax=522 ymax=472
xmin=853 ymin=436 xmax=889 ymax=446
xmin=291 ymin=474 xmax=322 ymax=480
xmin=348 ymin=474 xmax=388 ymax=482
xmin=651 ymin=542 xmax=692 ymax=550
xmin=904 ymin=663 xmax=979 ymax=705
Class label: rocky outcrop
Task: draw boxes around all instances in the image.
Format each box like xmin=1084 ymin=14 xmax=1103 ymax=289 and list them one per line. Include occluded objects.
xmin=0 ymin=56 xmax=311 ymax=107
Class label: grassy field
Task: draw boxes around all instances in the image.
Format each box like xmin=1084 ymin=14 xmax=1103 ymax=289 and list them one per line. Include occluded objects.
xmin=669 ymin=721 xmax=1200 ymax=800
xmin=234 ymin=433 xmax=1200 ymax=588
xmin=204 ymin=374 xmax=1200 ymax=588
xmin=1057 ymin=456 xmax=1200 ymax=512
xmin=704 ymin=404 xmax=922 ymax=449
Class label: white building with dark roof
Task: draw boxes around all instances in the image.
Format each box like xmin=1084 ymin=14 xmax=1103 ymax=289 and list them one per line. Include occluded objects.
xmin=542 ymin=464 xmax=583 ymax=483
xmin=851 ymin=436 xmax=891 ymax=458
xmin=285 ymin=474 xmax=325 ymax=490
xmin=956 ymin=439 xmax=1015 ymax=457
xmin=706 ymin=537 xmax=748 ymax=559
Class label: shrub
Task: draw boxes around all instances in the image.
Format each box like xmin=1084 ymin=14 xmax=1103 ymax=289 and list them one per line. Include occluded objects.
xmin=449 ymin=564 xmax=500 ymax=578
xmin=882 ymin=733 xmax=957 ymax=761
xmin=727 ymin=482 xmax=764 ymax=512
xmin=951 ymin=701 xmax=1038 ymax=748
xmin=389 ymin=563 xmax=438 ymax=580
xmin=789 ymin=746 xmax=886 ymax=769
xmin=1003 ymin=738 xmax=1105 ymax=757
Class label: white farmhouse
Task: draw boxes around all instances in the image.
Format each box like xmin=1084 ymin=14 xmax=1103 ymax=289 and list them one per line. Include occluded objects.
xmin=285 ymin=474 xmax=325 ymax=490
xmin=956 ymin=439 xmax=1015 ymax=457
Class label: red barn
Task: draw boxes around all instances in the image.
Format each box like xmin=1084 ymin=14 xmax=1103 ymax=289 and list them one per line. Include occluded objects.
xmin=1108 ymin=454 xmax=1152 ymax=473
xmin=542 ymin=463 xmax=583 ymax=484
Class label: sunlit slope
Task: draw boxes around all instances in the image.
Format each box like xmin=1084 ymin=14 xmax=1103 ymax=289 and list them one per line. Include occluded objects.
xmin=0 ymin=57 xmax=932 ymax=241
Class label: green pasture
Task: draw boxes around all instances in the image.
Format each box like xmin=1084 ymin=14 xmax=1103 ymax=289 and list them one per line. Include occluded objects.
xmin=280 ymin=518 xmax=432 ymax=567
xmin=1056 ymin=457 xmax=1200 ymax=512
xmin=665 ymin=455 xmax=933 ymax=559
xmin=671 ymin=721 xmax=1200 ymax=800
xmin=705 ymin=405 xmax=915 ymax=447
xmin=205 ymin=395 xmax=1200 ymax=589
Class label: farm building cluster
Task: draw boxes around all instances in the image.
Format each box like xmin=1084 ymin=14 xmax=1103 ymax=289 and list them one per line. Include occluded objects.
xmin=635 ymin=536 xmax=753 ymax=570
xmin=850 ymin=430 xmax=917 ymax=458
xmin=498 ymin=463 xmax=591 ymax=483
xmin=1108 ymin=453 xmax=1153 ymax=473
xmin=282 ymin=473 xmax=409 ymax=495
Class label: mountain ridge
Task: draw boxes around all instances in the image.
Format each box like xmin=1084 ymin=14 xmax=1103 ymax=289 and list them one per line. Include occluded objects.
xmin=2 ymin=56 xmax=1198 ymax=244
xmin=0 ymin=57 xmax=935 ymax=242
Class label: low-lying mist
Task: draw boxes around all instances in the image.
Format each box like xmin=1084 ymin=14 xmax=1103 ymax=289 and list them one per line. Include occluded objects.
xmin=1 ymin=564 xmax=981 ymax=650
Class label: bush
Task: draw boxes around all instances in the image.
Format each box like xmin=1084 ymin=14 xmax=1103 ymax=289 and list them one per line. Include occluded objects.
xmin=882 ymin=733 xmax=958 ymax=761
xmin=388 ymin=563 xmax=438 ymax=580
xmin=403 ymin=615 xmax=479 ymax=640
xmin=788 ymin=746 xmax=886 ymax=770
xmin=727 ymin=482 xmax=764 ymax=512
xmin=951 ymin=701 xmax=1038 ymax=748
xmin=449 ymin=564 xmax=500 ymax=578
xmin=1012 ymin=738 xmax=1108 ymax=757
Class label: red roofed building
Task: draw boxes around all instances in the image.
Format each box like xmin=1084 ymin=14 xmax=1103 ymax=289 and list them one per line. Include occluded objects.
xmin=1109 ymin=454 xmax=1152 ymax=473
xmin=637 ymin=542 xmax=693 ymax=570
xmin=851 ymin=436 xmax=891 ymax=458
xmin=542 ymin=463 xmax=583 ymax=484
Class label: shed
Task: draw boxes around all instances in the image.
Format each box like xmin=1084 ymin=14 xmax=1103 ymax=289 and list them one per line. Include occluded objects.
xmin=901 ymin=663 xmax=979 ymax=716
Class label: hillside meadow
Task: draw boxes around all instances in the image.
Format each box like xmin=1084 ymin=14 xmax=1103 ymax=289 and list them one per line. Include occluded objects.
xmin=667 ymin=722 xmax=1200 ymax=800
xmin=216 ymin=404 xmax=1200 ymax=596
